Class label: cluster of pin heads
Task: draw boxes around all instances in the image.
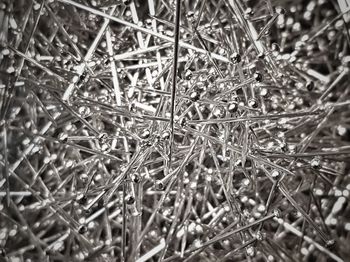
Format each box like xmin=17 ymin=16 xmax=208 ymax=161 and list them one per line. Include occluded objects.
xmin=0 ymin=0 xmax=350 ymax=261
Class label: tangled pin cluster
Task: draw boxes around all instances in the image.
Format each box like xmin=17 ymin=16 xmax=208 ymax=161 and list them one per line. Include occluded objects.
xmin=0 ymin=0 xmax=350 ymax=261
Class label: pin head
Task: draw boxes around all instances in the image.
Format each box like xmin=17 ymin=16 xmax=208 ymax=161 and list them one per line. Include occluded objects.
xmin=254 ymin=72 xmax=263 ymax=82
xmin=273 ymin=209 xmax=282 ymax=218
xmin=125 ymin=195 xmax=135 ymax=205
xmin=58 ymin=133 xmax=69 ymax=143
xmin=140 ymin=129 xmax=151 ymax=139
xmin=122 ymin=0 xmax=131 ymax=6
xmin=131 ymin=173 xmax=141 ymax=183
xmin=246 ymin=246 xmax=256 ymax=257
xmin=213 ymin=106 xmax=225 ymax=118
xmin=228 ymin=102 xmax=238 ymax=113
xmin=161 ymin=130 xmax=171 ymax=140
xmin=178 ymin=117 xmax=188 ymax=128
xmin=306 ymin=81 xmax=314 ymax=91
xmin=325 ymin=239 xmax=335 ymax=248
xmin=155 ymin=180 xmax=164 ymax=190
xmin=248 ymin=98 xmax=259 ymax=108
xmin=310 ymin=157 xmax=321 ymax=169
xmin=76 ymin=194 xmax=87 ymax=205
xmin=78 ymin=225 xmax=87 ymax=234
xmin=256 ymin=231 xmax=265 ymax=241
xmin=230 ymin=52 xmax=241 ymax=64
xmin=98 ymin=132 xmax=108 ymax=143
xmin=276 ymin=7 xmax=286 ymax=15
xmin=258 ymin=52 xmax=265 ymax=59
xmin=190 ymin=91 xmax=200 ymax=102
xmin=184 ymin=69 xmax=192 ymax=80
